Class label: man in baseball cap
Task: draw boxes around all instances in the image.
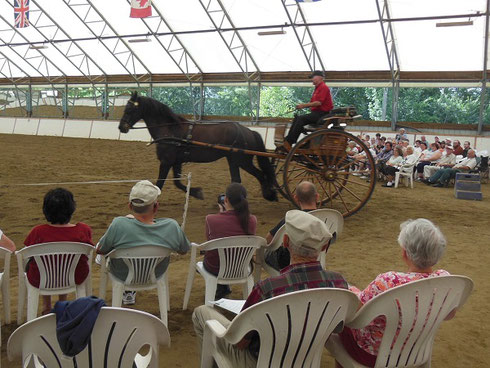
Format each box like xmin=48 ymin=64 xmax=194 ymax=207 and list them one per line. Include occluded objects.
xmin=97 ymin=180 xmax=189 ymax=305
xmin=281 ymin=70 xmax=334 ymax=151
xmin=192 ymin=209 xmax=347 ymax=366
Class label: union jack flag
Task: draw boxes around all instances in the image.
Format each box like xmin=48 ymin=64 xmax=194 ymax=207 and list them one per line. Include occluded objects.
xmin=14 ymin=0 xmax=29 ymax=28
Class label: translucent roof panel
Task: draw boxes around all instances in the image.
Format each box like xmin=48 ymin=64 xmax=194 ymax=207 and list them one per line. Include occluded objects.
xmin=220 ymin=0 xmax=288 ymax=28
xmin=301 ymin=0 xmax=379 ymax=23
xmin=389 ymin=0 xmax=486 ymax=18
xmin=312 ymin=24 xmax=390 ymax=71
xmin=153 ymin=0 xmax=215 ymax=32
xmin=395 ymin=18 xmax=485 ymax=71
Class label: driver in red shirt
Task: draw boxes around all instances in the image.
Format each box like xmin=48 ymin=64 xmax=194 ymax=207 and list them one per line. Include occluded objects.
xmin=283 ymin=70 xmax=333 ymax=150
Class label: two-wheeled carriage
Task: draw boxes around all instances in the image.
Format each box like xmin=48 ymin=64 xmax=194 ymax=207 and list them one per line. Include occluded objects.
xmin=171 ymin=107 xmax=376 ymax=217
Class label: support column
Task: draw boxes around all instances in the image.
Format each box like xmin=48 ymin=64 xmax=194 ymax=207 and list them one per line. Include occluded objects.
xmin=478 ymin=0 xmax=490 ymax=135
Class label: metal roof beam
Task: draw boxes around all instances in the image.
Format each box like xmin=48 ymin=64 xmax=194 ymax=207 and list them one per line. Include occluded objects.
xmin=128 ymin=0 xmax=203 ymax=79
xmin=376 ymin=0 xmax=400 ymax=130
xmin=63 ymin=0 xmax=150 ymax=84
xmin=281 ymin=0 xmax=325 ymax=72
xmin=30 ymin=0 xmax=108 ymax=84
xmin=479 ymin=0 xmax=490 ymax=135
xmin=198 ymin=0 xmax=260 ymax=81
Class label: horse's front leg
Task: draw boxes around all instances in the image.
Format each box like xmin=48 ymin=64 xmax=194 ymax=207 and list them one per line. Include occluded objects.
xmin=172 ymin=163 xmax=204 ymax=200
xmin=156 ymin=162 xmax=171 ymax=190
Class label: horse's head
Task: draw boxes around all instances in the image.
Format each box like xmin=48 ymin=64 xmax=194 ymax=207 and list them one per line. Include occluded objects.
xmin=119 ymin=91 xmax=143 ymax=133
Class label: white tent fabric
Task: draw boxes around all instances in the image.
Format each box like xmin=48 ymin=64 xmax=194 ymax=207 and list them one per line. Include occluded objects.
xmin=0 ymin=0 xmax=487 ymax=79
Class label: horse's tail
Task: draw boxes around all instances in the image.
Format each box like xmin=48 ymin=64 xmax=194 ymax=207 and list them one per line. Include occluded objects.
xmin=252 ymin=131 xmax=278 ymax=201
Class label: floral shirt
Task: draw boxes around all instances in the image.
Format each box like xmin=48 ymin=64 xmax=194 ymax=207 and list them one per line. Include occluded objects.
xmin=349 ymin=270 xmax=450 ymax=355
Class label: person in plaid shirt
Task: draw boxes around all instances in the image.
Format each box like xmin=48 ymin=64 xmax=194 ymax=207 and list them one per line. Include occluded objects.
xmin=192 ymin=210 xmax=347 ymax=367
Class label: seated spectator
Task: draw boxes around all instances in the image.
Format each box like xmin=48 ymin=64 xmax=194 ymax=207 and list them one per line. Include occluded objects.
xmin=347 ymin=141 xmax=359 ymax=156
xmin=420 ymin=135 xmax=429 ymax=147
xmin=395 ymin=128 xmax=408 ymax=142
xmin=452 ymin=140 xmax=464 ymax=156
xmin=425 ymin=149 xmax=477 ymax=187
xmin=379 ymin=146 xmax=403 ymax=179
xmin=463 ymin=141 xmax=471 ymax=157
xmin=335 ymin=218 xmax=450 ymax=367
xmin=353 ymin=142 xmax=376 ymax=177
xmin=434 ymin=136 xmax=440 ymax=144
xmin=415 ymin=143 xmax=443 ymax=180
xmin=203 ymin=182 xmax=257 ymax=300
xmin=193 ymin=210 xmax=347 ymax=366
xmin=414 ymin=141 xmax=427 ymax=159
xmin=0 ymin=228 xmax=16 ymax=252
xmin=24 ymin=188 xmax=93 ymax=315
xmin=375 ymin=141 xmax=393 ymax=175
xmin=382 ymin=146 xmax=418 ymax=188
xmin=97 ymin=180 xmax=189 ymax=305
xmin=423 ymin=144 xmax=456 ymax=179
xmin=265 ymin=181 xmax=319 ymax=271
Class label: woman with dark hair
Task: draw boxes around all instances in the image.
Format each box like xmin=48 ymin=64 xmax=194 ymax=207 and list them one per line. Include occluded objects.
xmin=203 ymin=183 xmax=257 ymax=299
xmin=24 ymin=188 xmax=94 ymax=314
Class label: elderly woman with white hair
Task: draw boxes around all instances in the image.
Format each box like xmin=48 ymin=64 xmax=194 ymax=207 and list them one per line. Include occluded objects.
xmin=335 ymin=219 xmax=450 ymax=367
xmin=382 ymin=146 xmax=418 ymax=187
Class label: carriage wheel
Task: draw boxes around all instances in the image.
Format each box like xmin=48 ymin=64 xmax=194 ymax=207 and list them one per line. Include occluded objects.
xmin=271 ymin=155 xmax=290 ymax=201
xmin=282 ymin=129 xmax=376 ymax=217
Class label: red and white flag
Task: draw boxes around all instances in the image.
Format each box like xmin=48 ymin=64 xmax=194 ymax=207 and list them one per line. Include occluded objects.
xmin=130 ymin=0 xmax=152 ymax=18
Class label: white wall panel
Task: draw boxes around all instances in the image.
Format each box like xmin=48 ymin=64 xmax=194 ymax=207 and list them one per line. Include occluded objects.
xmin=13 ymin=118 xmax=40 ymax=135
xmin=63 ymin=120 xmax=93 ymax=138
xmin=37 ymin=119 xmax=65 ymax=137
xmin=0 ymin=118 xmax=15 ymax=134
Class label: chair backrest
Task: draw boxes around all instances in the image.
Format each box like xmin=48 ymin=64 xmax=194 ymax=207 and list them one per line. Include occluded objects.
xmin=348 ymin=275 xmax=473 ymax=368
xmin=16 ymin=242 xmax=94 ymax=291
xmin=106 ymin=245 xmax=171 ymax=285
xmin=200 ymin=236 xmax=266 ymax=281
xmin=266 ymin=224 xmax=287 ymax=252
xmin=0 ymin=247 xmax=12 ymax=279
xmin=222 ymin=288 xmax=360 ymax=367
xmin=309 ymin=209 xmax=344 ymax=242
xmin=7 ymin=307 xmax=170 ymax=368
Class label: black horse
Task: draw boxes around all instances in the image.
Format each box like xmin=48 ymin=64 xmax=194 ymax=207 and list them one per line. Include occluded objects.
xmin=119 ymin=92 xmax=278 ymax=201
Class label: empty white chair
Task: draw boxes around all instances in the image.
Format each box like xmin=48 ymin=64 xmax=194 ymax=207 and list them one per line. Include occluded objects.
xmin=98 ymin=245 xmax=171 ymax=325
xmin=182 ymin=236 xmax=266 ymax=310
xmin=16 ymin=242 xmax=94 ymax=323
xmin=201 ymin=288 xmax=360 ymax=368
xmin=7 ymin=307 xmax=170 ymax=368
xmin=394 ymin=165 xmax=415 ymax=188
xmin=326 ymin=275 xmax=474 ymax=368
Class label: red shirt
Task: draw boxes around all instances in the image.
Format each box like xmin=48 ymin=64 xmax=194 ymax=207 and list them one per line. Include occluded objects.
xmin=24 ymin=223 xmax=94 ymax=287
xmin=310 ymin=81 xmax=333 ymax=112
xmin=203 ymin=211 xmax=257 ymax=275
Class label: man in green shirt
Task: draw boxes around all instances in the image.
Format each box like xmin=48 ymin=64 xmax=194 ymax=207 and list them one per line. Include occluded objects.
xmin=97 ymin=180 xmax=190 ymax=304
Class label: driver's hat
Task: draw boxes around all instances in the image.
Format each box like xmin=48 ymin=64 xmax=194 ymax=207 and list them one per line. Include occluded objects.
xmin=309 ymin=70 xmax=325 ymax=78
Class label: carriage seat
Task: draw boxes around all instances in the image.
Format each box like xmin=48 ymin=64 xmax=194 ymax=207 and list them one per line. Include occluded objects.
xmin=303 ymin=106 xmax=359 ymax=132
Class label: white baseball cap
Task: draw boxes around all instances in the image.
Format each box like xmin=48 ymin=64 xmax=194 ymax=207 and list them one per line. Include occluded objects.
xmin=129 ymin=180 xmax=161 ymax=207
xmin=285 ymin=210 xmax=332 ymax=255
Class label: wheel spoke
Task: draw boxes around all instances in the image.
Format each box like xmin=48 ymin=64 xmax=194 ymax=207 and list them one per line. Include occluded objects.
xmin=331 ymin=181 xmax=350 ymax=213
xmin=336 ymin=177 xmax=372 ymax=188
xmin=334 ymin=179 xmax=362 ymax=201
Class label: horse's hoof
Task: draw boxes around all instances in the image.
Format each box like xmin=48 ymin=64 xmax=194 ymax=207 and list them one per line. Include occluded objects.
xmin=190 ymin=187 xmax=204 ymax=200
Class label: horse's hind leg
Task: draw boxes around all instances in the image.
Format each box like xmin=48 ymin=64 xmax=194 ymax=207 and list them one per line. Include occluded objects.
xmin=172 ymin=163 xmax=204 ymax=200
xmin=156 ymin=162 xmax=171 ymax=190
xmin=226 ymin=156 xmax=242 ymax=183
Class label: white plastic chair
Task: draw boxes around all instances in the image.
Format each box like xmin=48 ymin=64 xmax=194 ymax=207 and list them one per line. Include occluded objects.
xmin=395 ymin=164 xmax=415 ymax=188
xmin=182 ymin=236 xmax=266 ymax=310
xmin=326 ymin=275 xmax=474 ymax=368
xmin=98 ymin=245 xmax=171 ymax=325
xmin=16 ymin=242 xmax=94 ymax=323
xmin=0 ymin=248 xmax=13 ymax=368
xmin=253 ymin=224 xmax=287 ymax=282
xmin=0 ymin=248 xmax=12 ymax=325
xmin=254 ymin=209 xmax=344 ymax=281
xmin=309 ymin=209 xmax=344 ymax=269
xmin=201 ymin=288 xmax=360 ymax=368
xmin=7 ymin=307 xmax=170 ymax=368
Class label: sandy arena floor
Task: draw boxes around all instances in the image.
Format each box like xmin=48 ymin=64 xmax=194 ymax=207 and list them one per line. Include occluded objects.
xmin=0 ymin=133 xmax=489 ymax=367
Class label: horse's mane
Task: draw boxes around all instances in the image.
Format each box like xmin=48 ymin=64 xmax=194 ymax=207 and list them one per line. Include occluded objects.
xmin=138 ymin=96 xmax=188 ymax=124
